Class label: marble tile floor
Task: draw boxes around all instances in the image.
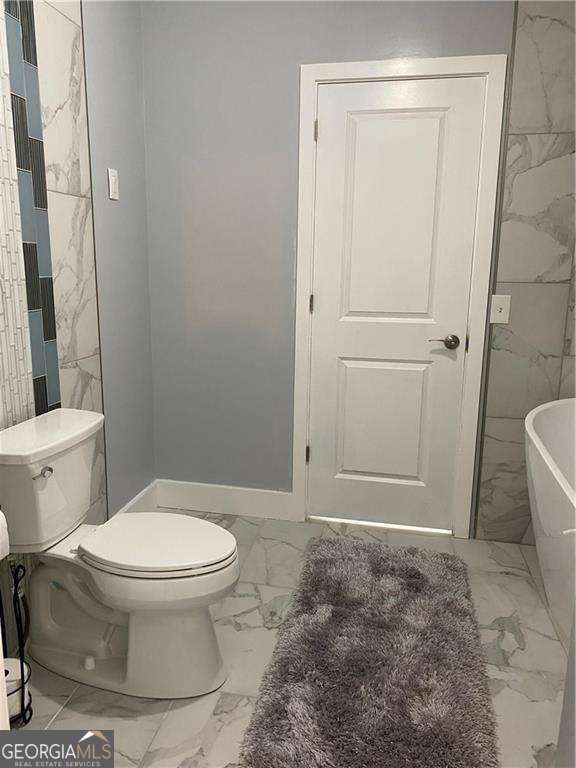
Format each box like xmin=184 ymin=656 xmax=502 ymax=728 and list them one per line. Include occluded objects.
xmin=20 ymin=512 xmax=568 ymax=768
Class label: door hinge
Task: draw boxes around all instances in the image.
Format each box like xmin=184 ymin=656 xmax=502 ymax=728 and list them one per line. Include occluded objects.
xmin=465 ymin=334 xmax=470 ymax=352
xmin=314 ymin=119 xmax=318 ymax=142
xmin=306 ymin=445 xmax=310 ymax=463
xmin=309 ymin=294 xmax=314 ymax=313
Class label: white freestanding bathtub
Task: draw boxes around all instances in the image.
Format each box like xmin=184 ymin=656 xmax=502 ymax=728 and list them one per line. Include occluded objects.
xmin=525 ymin=398 xmax=575 ymax=648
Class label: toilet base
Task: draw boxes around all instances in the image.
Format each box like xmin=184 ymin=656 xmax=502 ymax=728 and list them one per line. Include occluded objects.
xmin=29 ymin=627 xmax=228 ymax=700
xmin=29 ymin=562 xmax=230 ymax=699
xmin=126 ymin=607 xmax=228 ymax=699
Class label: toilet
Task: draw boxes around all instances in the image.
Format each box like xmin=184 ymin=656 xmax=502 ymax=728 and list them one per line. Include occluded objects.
xmin=0 ymin=409 xmax=239 ymax=699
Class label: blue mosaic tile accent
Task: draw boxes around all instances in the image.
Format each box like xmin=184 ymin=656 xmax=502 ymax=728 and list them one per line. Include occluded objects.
xmin=29 ymin=137 xmax=47 ymax=208
xmin=44 ymin=340 xmax=60 ymax=406
xmin=17 ymin=168 xmax=34 ymax=241
xmin=28 ymin=309 xmax=45 ymax=378
xmin=34 ymin=208 xmax=51 ymax=276
xmin=32 ymin=376 xmax=47 ymax=416
xmin=40 ymin=277 xmax=56 ymax=340
xmin=22 ymin=241 xmax=40 ymax=309
xmin=23 ymin=61 xmax=41 ymax=139
xmin=6 ymin=2 xmax=58 ymax=416
xmin=19 ymin=1 xmax=37 ymax=67
xmin=11 ymin=92 xmax=29 ymax=168
xmin=5 ymin=14 xmax=24 ymax=97
xmin=4 ymin=2 xmax=20 ymax=20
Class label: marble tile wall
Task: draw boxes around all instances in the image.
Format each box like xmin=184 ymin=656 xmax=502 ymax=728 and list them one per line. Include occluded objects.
xmin=34 ymin=0 xmax=107 ymax=518
xmin=477 ymin=1 xmax=575 ymax=543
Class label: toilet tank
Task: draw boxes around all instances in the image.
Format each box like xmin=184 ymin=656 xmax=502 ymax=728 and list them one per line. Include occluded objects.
xmin=0 ymin=409 xmax=104 ymax=553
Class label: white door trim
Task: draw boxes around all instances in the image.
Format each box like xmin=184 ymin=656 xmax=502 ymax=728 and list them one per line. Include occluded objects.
xmin=293 ymin=55 xmax=507 ymax=537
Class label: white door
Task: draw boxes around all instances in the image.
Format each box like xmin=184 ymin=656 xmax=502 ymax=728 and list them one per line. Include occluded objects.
xmin=308 ymin=76 xmax=486 ymax=530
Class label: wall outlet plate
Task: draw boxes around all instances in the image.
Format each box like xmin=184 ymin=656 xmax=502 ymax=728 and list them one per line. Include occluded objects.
xmin=107 ymin=168 xmax=119 ymax=201
xmin=490 ymin=294 xmax=511 ymax=324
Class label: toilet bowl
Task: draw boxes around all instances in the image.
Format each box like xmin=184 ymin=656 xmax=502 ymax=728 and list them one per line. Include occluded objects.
xmin=0 ymin=410 xmax=239 ymax=699
xmin=29 ymin=513 xmax=239 ymax=698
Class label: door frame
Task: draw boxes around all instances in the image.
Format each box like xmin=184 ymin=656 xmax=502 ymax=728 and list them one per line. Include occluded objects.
xmin=292 ymin=55 xmax=507 ymax=537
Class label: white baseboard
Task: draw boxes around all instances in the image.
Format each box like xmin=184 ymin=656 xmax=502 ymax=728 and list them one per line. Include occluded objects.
xmin=156 ymin=479 xmax=303 ymax=521
xmin=108 ymin=479 xmax=457 ymax=533
xmin=115 ymin=480 xmax=158 ymax=515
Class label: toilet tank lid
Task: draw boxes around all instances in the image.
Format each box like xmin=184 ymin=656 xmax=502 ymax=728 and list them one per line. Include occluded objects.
xmin=0 ymin=409 xmax=104 ymax=465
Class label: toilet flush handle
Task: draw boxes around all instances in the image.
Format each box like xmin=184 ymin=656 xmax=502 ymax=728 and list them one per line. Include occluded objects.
xmin=32 ymin=466 xmax=53 ymax=480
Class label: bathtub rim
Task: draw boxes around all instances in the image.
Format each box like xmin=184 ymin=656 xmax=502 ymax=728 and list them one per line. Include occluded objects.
xmin=525 ymin=398 xmax=576 ymax=514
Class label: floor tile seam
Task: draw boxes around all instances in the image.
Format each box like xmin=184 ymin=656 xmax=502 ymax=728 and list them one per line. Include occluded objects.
xmin=43 ymin=683 xmax=81 ymax=730
xmin=135 ymin=705 xmax=175 ymax=768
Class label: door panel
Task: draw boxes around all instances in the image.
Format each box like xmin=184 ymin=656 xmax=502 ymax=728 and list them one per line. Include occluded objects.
xmin=308 ymin=76 xmax=486 ymax=528
xmin=344 ymin=111 xmax=443 ymax=316
xmin=337 ymin=359 xmax=429 ymax=479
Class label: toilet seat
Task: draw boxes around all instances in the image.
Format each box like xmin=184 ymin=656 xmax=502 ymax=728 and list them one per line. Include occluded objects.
xmin=80 ymin=549 xmax=238 ymax=579
xmin=77 ymin=512 xmax=237 ymax=580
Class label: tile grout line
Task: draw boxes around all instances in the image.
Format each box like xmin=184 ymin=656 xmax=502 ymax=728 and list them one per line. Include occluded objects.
xmin=135 ymin=699 xmax=177 ymax=768
xmin=236 ymin=529 xmax=269 ymax=579
xmin=519 ymin=545 xmax=547 ymax=598
xmin=46 ymin=187 xmax=91 ymax=201
xmin=42 ymin=682 xmax=81 ymax=730
xmin=59 ymin=349 xmax=101 ymax=367
xmin=518 ymin=543 xmax=533 ymax=574
xmin=42 ymin=0 xmax=81 ymax=29
xmin=507 ymin=129 xmax=575 ymax=137
xmin=519 ymin=546 xmax=569 ymax=659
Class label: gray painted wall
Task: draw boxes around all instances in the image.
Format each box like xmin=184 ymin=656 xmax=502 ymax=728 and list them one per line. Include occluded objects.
xmin=142 ymin=1 xmax=515 ymax=491
xmin=83 ymin=1 xmax=155 ymax=513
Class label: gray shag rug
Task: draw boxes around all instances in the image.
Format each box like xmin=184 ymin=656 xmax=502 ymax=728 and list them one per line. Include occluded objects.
xmin=240 ymin=537 xmax=498 ymax=768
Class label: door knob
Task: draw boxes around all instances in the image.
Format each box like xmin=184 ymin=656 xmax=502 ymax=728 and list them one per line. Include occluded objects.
xmin=428 ymin=334 xmax=460 ymax=350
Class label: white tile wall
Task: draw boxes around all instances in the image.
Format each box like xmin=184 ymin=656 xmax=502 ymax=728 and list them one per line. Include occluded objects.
xmin=509 ymin=1 xmax=575 ymax=134
xmin=478 ymin=1 xmax=574 ymax=542
xmin=35 ymin=0 xmax=91 ymax=197
xmin=34 ymin=0 xmax=107 ymax=515
xmin=48 ymin=191 xmax=99 ymax=364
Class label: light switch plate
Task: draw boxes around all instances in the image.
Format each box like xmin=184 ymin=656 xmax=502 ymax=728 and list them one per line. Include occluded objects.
xmin=107 ymin=168 xmax=119 ymax=201
xmin=490 ymin=294 xmax=511 ymax=324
